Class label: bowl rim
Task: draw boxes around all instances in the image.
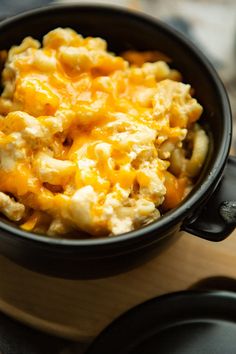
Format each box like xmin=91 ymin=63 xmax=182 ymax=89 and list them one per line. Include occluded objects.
xmin=0 ymin=3 xmax=232 ymax=247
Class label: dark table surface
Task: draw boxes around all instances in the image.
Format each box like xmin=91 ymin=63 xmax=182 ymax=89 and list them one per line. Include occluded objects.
xmin=0 ymin=310 xmax=90 ymax=354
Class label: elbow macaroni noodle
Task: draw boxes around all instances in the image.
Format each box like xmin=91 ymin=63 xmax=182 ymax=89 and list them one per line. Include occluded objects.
xmin=0 ymin=28 xmax=209 ymax=237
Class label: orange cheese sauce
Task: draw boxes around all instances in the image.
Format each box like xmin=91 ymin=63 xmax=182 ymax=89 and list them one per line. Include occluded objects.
xmin=0 ymin=28 xmax=207 ymax=237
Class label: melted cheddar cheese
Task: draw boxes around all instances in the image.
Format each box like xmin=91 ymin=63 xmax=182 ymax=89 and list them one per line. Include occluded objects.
xmin=0 ymin=28 xmax=208 ymax=237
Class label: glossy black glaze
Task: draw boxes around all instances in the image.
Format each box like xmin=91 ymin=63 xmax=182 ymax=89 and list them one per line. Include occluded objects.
xmin=87 ymin=291 xmax=236 ymax=354
xmin=0 ymin=5 xmax=234 ymax=278
xmin=182 ymin=156 xmax=236 ymax=240
xmin=0 ymin=223 xmax=180 ymax=278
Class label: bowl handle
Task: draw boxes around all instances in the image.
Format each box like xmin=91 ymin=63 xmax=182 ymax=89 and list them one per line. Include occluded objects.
xmin=181 ymin=156 xmax=236 ymax=241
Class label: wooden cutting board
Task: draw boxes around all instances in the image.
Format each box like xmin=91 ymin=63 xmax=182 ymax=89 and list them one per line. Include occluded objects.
xmin=0 ymin=229 xmax=236 ymax=342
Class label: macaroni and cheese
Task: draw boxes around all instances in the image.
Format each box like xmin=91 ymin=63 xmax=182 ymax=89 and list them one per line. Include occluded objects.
xmin=0 ymin=28 xmax=209 ymax=237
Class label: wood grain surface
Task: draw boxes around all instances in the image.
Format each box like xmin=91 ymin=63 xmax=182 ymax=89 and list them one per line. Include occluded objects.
xmin=0 ymin=230 xmax=236 ymax=342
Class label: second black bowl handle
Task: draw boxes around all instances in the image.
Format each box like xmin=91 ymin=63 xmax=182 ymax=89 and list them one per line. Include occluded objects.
xmin=181 ymin=156 xmax=236 ymax=241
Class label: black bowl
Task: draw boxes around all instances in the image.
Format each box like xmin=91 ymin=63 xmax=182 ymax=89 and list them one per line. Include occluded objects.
xmin=0 ymin=4 xmax=235 ymax=279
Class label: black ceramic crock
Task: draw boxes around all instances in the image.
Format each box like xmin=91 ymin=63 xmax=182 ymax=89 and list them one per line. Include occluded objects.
xmin=0 ymin=5 xmax=235 ymax=279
